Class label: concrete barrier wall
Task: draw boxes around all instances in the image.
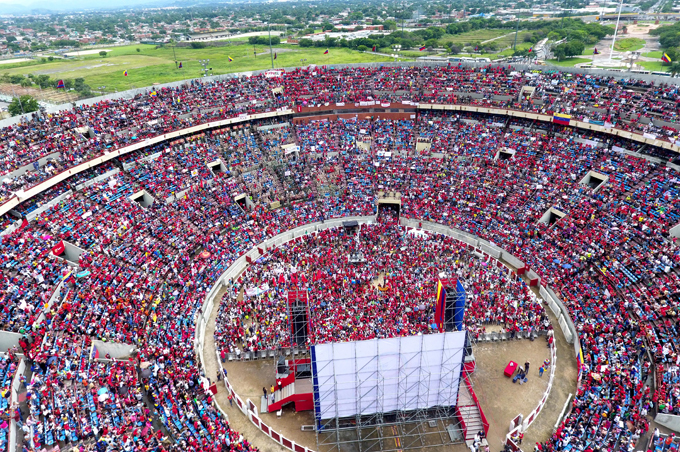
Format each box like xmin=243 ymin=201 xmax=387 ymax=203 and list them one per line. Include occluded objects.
xmin=6 ymin=152 xmax=60 ymax=179
xmin=0 ymin=332 xmax=22 ymax=353
xmin=521 ymin=342 xmax=557 ymax=432
xmin=671 ymin=223 xmax=680 ymax=239
xmin=22 ymin=189 xmax=73 ymax=222
xmin=91 ymin=340 xmax=135 ymax=360
xmin=196 ymin=215 xmax=377 ymax=452
xmin=2 ymin=81 xmax=678 ymax=219
xmin=75 ymin=168 xmax=121 ymax=190
xmin=655 ymin=413 xmax=680 ymax=433
xmin=8 ymin=358 xmax=25 ymax=452
xmin=0 ymin=109 xmax=293 ymax=217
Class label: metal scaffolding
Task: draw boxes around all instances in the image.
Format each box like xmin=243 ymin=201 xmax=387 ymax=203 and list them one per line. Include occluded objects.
xmin=287 ymin=290 xmax=310 ymax=348
xmin=313 ymin=332 xmax=470 ymax=452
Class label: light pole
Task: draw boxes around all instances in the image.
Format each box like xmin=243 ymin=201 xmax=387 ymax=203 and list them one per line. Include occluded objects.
xmin=392 ymin=44 xmax=401 ymax=62
xmin=199 ymin=59 xmax=210 ymax=77
xmin=171 ymin=40 xmax=178 ymax=69
xmin=268 ymin=20 xmax=274 ymax=69
xmin=609 ymin=0 xmax=624 ymax=61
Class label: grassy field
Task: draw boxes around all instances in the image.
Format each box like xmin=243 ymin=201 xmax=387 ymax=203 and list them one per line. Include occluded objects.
xmin=638 ymin=60 xmax=668 ymax=71
xmin=546 ymin=57 xmax=592 ymax=67
xmin=613 ymin=38 xmax=646 ymax=52
xmin=0 ymin=43 xmax=394 ymax=92
xmin=440 ymin=29 xmax=509 ymax=45
xmin=643 ymin=51 xmax=663 ymax=58
xmin=441 ymin=29 xmax=534 ymax=50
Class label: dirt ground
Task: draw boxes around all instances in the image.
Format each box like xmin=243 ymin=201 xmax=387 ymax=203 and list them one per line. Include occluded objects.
xmin=591 ymin=22 xmax=661 ymax=67
xmin=204 ymin=292 xmax=577 ymax=452
xmin=0 ymin=83 xmax=80 ymax=104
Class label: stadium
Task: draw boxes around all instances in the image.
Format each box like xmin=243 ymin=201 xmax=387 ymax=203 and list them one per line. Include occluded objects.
xmin=0 ymin=62 xmax=678 ymax=452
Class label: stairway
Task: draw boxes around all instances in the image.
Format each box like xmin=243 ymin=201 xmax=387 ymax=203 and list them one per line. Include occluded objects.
xmin=457 ymin=381 xmax=484 ymax=441
xmin=459 ymin=405 xmax=484 ymax=441
xmin=269 ymin=382 xmax=296 ymax=411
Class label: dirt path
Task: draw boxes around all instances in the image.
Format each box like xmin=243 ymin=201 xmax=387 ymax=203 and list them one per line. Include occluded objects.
xmin=203 ymin=284 xmax=288 ymax=452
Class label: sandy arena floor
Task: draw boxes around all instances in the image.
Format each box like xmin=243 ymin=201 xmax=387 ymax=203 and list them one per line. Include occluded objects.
xmin=203 ymin=283 xmax=578 ymax=452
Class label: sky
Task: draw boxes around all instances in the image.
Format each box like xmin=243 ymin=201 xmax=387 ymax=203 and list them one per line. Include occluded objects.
xmin=0 ymin=0 xmax=176 ymax=13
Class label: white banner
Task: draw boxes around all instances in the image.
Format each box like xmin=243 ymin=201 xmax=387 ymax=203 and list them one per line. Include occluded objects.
xmin=245 ymin=283 xmax=270 ymax=297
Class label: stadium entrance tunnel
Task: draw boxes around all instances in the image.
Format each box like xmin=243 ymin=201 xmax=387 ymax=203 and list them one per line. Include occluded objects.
xmin=538 ymin=208 xmax=567 ymax=227
xmin=495 ymin=148 xmax=516 ymax=161
xmin=52 ymin=240 xmax=86 ymax=266
xmin=377 ymin=191 xmax=402 ymax=217
xmin=234 ymin=193 xmax=253 ymax=211
xmin=208 ymin=159 xmax=229 ymax=176
xmin=579 ymin=171 xmax=609 ymax=191
xmin=128 ymin=190 xmax=156 ymax=208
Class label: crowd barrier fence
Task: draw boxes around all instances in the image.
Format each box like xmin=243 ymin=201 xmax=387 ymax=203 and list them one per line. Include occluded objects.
xmin=194 ymin=216 xmax=580 ymax=452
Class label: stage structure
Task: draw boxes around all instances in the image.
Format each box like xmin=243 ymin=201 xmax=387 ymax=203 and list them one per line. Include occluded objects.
xmin=287 ymin=290 xmax=311 ymax=350
xmin=435 ymin=278 xmax=466 ymax=332
xmin=311 ymin=331 xmax=469 ymax=452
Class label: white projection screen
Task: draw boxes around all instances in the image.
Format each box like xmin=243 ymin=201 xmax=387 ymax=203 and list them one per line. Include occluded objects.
xmin=311 ymin=331 xmax=466 ymax=421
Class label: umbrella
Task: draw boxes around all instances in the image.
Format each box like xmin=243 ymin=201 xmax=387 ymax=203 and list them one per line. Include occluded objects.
xmin=97 ymin=388 xmax=109 ymax=395
xmin=563 ymin=264 xmax=572 ymax=269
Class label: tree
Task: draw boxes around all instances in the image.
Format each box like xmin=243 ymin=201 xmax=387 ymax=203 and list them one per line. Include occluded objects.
xmin=99 ymin=50 xmax=107 ymax=57
xmin=35 ymin=75 xmax=52 ymax=89
xmin=553 ymin=40 xmax=584 ymax=59
xmin=190 ymin=42 xmax=206 ymax=49
xmin=136 ymin=48 xmax=141 ymax=52
xmin=8 ymin=74 xmax=25 ymax=84
xmin=20 ymin=78 xmax=32 ymax=87
xmin=8 ymin=95 xmax=39 ymax=116
xmin=448 ymin=44 xmax=462 ymax=54
xmin=298 ymin=38 xmax=314 ymax=47
xmin=383 ymin=20 xmax=397 ymax=31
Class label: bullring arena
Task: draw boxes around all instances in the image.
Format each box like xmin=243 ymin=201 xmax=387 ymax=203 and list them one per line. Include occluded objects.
xmin=0 ymin=62 xmax=678 ymax=452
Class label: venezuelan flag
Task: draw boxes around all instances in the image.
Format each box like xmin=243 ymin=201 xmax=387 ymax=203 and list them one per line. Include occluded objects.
xmin=150 ymin=91 xmax=157 ymax=97
xmin=228 ymin=56 xmax=234 ymax=62
xmin=662 ymin=53 xmax=672 ymax=63
xmin=324 ymin=49 xmax=329 ymax=54
xmin=553 ymin=113 xmax=571 ymax=126
xmin=419 ymin=45 xmax=426 ymax=51
xmin=123 ymin=70 xmax=128 ymax=76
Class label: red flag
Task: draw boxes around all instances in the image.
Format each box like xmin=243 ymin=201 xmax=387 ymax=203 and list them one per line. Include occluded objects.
xmin=52 ymin=241 xmax=65 ymax=256
xmin=372 ymin=45 xmax=376 ymax=52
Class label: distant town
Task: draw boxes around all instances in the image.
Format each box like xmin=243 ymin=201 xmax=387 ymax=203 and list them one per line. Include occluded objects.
xmin=0 ymin=0 xmax=672 ymax=56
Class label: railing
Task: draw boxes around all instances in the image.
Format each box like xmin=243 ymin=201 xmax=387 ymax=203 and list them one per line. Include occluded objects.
xmin=463 ymin=372 xmax=490 ymax=436
xmin=197 ymin=215 xmax=377 ymax=452
xmin=194 ymin=216 xmax=580 ymax=452
xmin=3 ymin=95 xmax=680 ymax=220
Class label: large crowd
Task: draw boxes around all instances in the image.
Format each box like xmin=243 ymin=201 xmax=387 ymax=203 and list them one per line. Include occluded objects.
xmin=215 ymin=216 xmax=547 ymax=354
xmin=2 ymin=65 xmax=680 ymax=206
xmin=0 ymin=65 xmax=676 ymax=451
